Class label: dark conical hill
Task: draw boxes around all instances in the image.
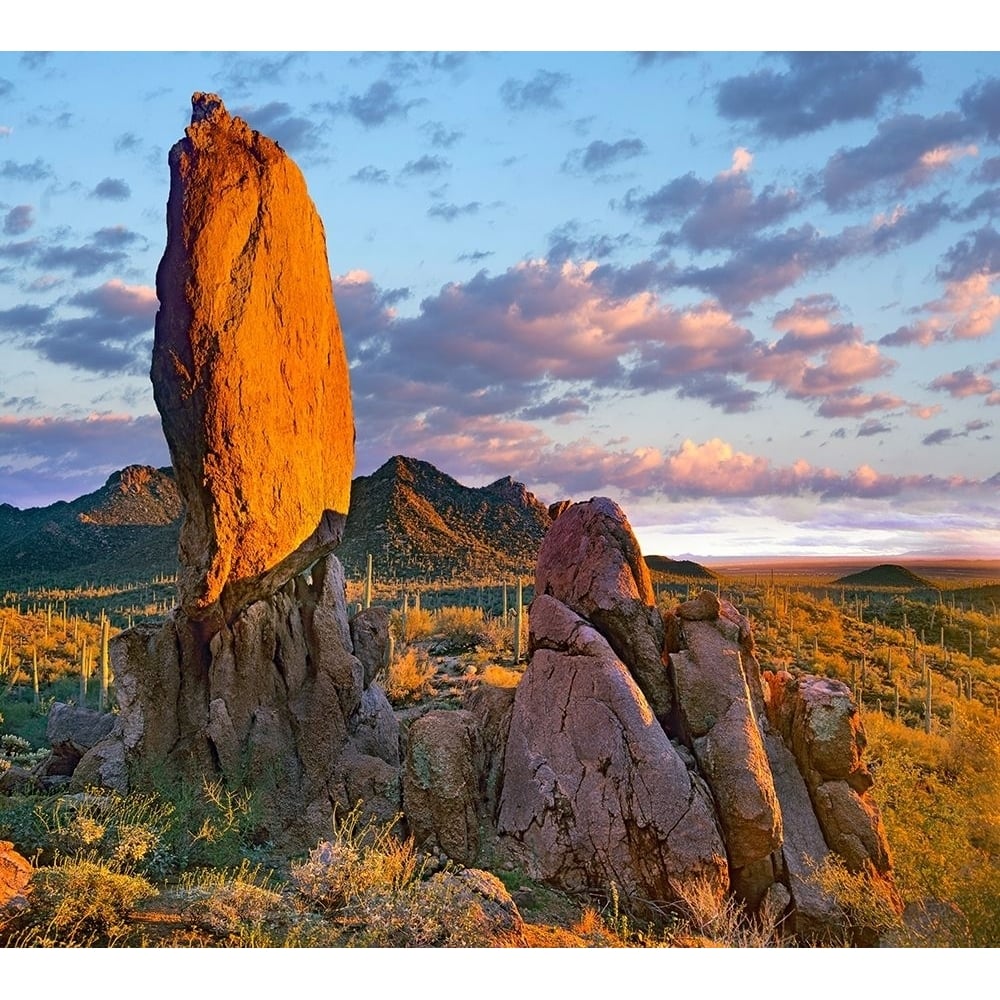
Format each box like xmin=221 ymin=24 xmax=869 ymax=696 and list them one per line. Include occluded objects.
xmin=644 ymin=554 xmax=716 ymax=581
xmin=833 ymin=564 xmax=931 ymax=588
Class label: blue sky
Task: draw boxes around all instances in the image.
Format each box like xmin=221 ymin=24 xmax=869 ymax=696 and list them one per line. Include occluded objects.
xmin=1 ymin=21 xmax=999 ymax=558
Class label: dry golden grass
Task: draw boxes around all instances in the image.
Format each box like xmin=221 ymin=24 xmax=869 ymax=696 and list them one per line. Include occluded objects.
xmin=381 ymin=647 xmax=436 ymax=704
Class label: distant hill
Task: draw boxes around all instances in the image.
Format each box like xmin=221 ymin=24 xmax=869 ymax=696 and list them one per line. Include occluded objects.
xmin=644 ymin=554 xmax=715 ymax=581
xmin=338 ymin=456 xmax=551 ymax=580
xmin=0 ymin=455 xmax=557 ymax=588
xmin=833 ymin=563 xmax=931 ymax=588
xmin=0 ymin=465 xmax=181 ymax=587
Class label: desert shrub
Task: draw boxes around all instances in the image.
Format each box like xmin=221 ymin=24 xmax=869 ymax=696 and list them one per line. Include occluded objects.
xmin=380 ymin=647 xmax=436 ymax=704
xmin=20 ymin=857 xmax=156 ymax=946
xmin=391 ymin=606 xmax=434 ymax=643
xmin=808 ymin=857 xmax=902 ymax=944
xmin=346 ymin=871 xmax=514 ymax=948
xmin=477 ymin=664 xmax=522 ymax=689
xmin=290 ymin=806 xmax=420 ymax=913
xmin=433 ymin=606 xmax=488 ymax=651
xmin=672 ymin=877 xmax=785 ymax=948
xmin=180 ymin=861 xmax=293 ymax=941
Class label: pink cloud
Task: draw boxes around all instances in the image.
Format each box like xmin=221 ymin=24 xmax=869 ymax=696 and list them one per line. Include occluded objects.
xmin=929 ymin=366 xmax=996 ymax=398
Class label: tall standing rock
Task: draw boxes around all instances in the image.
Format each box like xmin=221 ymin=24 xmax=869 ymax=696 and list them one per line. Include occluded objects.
xmin=152 ymin=92 xmax=354 ymax=620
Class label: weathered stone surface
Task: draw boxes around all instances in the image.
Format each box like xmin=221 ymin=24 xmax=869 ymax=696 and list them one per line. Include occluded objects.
xmin=670 ymin=617 xmax=782 ymax=871
xmin=71 ymin=736 xmax=128 ymax=794
xmin=499 ymin=594 xmax=728 ymax=911
xmin=349 ymin=606 xmax=391 ymax=689
xmin=764 ymin=672 xmax=891 ymax=878
xmin=403 ymin=709 xmax=484 ymax=865
xmin=348 ymin=684 xmax=400 ymax=766
xmin=0 ymin=841 xmax=31 ymax=914
xmin=547 ymin=500 xmax=572 ymax=520
xmin=108 ymin=555 xmax=382 ymax=848
xmin=676 ymin=590 xmax=721 ymax=622
xmin=152 ymin=92 xmax=353 ymax=619
xmin=534 ymin=497 xmax=671 ymax=721
xmin=336 ymin=748 xmax=403 ymax=830
xmin=762 ymin=731 xmax=843 ymax=940
xmin=430 ymin=868 xmax=526 ymax=944
xmin=464 ymin=682 xmax=516 ymax=824
xmin=46 ymin=703 xmax=116 ymax=756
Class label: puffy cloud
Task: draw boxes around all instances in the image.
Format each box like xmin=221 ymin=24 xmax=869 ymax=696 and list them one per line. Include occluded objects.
xmin=715 ymin=53 xmax=923 ymax=139
xmin=564 ymin=138 xmax=646 ymax=174
xmin=90 ymin=177 xmax=131 ymax=201
xmin=346 ymin=80 xmax=420 ymax=128
xmin=401 ymin=154 xmax=449 ymax=177
xmin=428 ymin=201 xmax=480 ymax=221
xmin=0 ymin=158 xmax=52 ymax=182
xmin=3 ymin=205 xmax=33 ymax=236
xmin=350 ymin=165 xmax=390 ymax=185
xmin=499 ymin=70 xmax=570 ymax=112
xmin=821 ymin=113 xmax=976 ymax=208
xmin=35 ymin=242 xmax=126 ymax=277
xmin=423 ymin=122 xmax=463 ymax=149
xmin=69 ymin=279 xmax=157 ymax=322
xmin=234 ymin=101 xmax=323 ymax=153
xmin=929 ymin=366 xmax=996 ymax=398
xmin=882 ymin=272 xmax=1000 ymax=346
xmin=959 ymin=76 xmax=1000 ymax=139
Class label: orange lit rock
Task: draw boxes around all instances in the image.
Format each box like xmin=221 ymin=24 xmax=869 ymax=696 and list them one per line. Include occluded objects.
xmin=152 ymin=92 xmax=353 ymax=619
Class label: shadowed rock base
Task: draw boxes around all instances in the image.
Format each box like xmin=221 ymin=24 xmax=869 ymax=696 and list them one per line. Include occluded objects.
xmin=83 ymin=555 xmax=399 ymax=849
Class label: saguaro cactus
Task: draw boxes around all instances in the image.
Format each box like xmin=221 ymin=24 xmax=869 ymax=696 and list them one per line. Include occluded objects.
xmin=99 ymin=614 xmax=111 ymax=711
xmin=513 ymin=578 xmax=524 ymax=664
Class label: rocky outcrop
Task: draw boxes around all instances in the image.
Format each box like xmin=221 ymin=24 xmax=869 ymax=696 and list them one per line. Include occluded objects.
xmin=34 ymin=704 xmax=116 ymax=779
xmin=152 ymin=92 xmax=353 ymax=620
xmin=764 ymin=672 xmax=895 ymax=879
xmin=499 ymin=593 xmax=728 ymax=913
xmin=81 ymin=94 xmax=386 ymax=846
xmin=403 ymin=710 xmax=484 ymax=865
xmin=669 ymin=598 xmax=782 ymax=898
xmin=534 ymin=497 xmax=672 ymax=722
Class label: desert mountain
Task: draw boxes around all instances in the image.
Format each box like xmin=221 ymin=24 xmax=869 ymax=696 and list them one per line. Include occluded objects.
xmin=0 ymin=456 xmax=556 ymax=587
xmin=833 ymin=564 xmax=931 ymax=588
xmin=338 ymin=455 xmax=552 ymax=580
xmin=0 ymin=465 xmax=181 ymax=585
xmin=644 ymin=553 xmax=715 ymax=581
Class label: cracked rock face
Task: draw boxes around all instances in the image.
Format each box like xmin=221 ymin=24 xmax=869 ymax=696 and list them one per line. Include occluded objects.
xmin=499 ymin=594 xmax=728 ymax=911
xmin=152 ymin=92 xmax=354 ymax=620
xmin=534 ymin=497 xmax=672 ymax=722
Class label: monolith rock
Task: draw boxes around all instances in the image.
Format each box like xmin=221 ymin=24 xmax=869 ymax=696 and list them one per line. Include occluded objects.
xmin=152 ymin=91 xmax=353 ymax=621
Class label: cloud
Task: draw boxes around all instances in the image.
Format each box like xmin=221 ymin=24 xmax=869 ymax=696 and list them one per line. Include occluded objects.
xmin=423 ymin=122 xmax=463 ymax=148
xmin=959 ymin=76 xmax=1000 ymax=140
xmin=3 ymin=205 xmax=33 ymax=236
xmin=937 ymin=225 xmax=1000 ymax=282
xmin=923 ymin=427 xmax=955 ymax=446
xmin=428 ymin=201 xmax=480 ymax=221
xmin=19 ymin=52 xmax=50 ymax=72
xmin=342 ymin=80 xmax=420 ymax=128
xmin=929 ymin=366 xmax=996 ymax=398
xmin=216 ymin=53 xmax=302 ymax=96
xmin=91 ymin=226 xmax=145 ymax=249
xmin=1 ymin=159 xmax=52 ymax=182
xmin=821 ymin=113 xmax=976 ymax=208
xmin=69 ymin=279 xmax=157 ymax=322
xmin=0 ymin=77 xmax=12 ymax=98
xmin=0 ymin=126 xmax=12 ymax=139
xmin=336 ymin=261 xmax=898 ymax=433
xmin=90 ymin=177 xmax=131 ymax=201
xmin=564 ymin=138 xmax=646 ymax=174
xmin=499 ymin=70 xmax=570 ymax=112
xmin=856 ymin=418 xmax=893 ymax=437
xmin=0 ymin=413 xmax=168 ymax=507
xmin=114 ymin=132 xmax=141 ymax=153
xmin=36 ymin=242 xmax=126 ymax=277
xmin=401 ymin=154 xmax=449 ymax=177
xmin=882 ymin=272 xmax=1000 ymax=346
xmin=457 ymin=249 xmax=494 ymax=263
xmin=234 ymin=101 xmax=323 ymax=153
xmin=0 ymin=304 xmax=53 ymax=332
xmin=715 ymin=53 xmax=923 ymax=139
xmin=350 ymin=165 xmax=390 ymax=185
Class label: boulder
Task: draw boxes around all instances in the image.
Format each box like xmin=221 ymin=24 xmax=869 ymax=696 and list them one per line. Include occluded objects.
xmin=349 ymin=606 xmax=391 ymax=689
xmin=534 ymin=497 xmax=672 ymax=721
xmin=152 ymin=92 xmax=353 ymax=620
xmin=499 ymin=594 xmax=728 ymax=913
xmin=403 ymin=709 xmax=484 ymax=865
xmin=0 ymin=840 xmax=31 ymax=914
xmin=670 ymin=615 xmax=782 ymax=873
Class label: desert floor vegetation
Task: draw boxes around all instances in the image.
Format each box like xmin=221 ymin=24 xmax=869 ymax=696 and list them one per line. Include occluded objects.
xmin=2 ymin=569 xmax=1000 ymax=947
